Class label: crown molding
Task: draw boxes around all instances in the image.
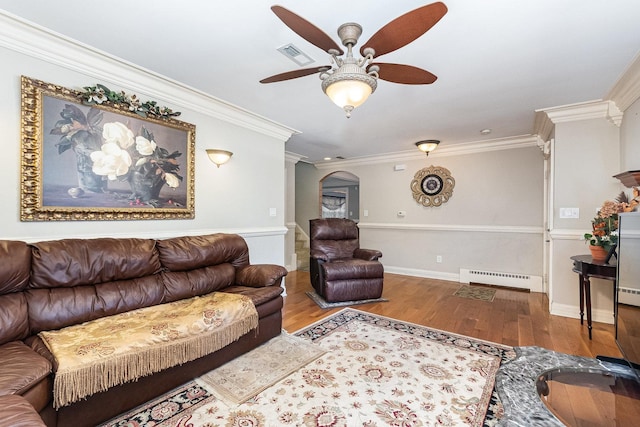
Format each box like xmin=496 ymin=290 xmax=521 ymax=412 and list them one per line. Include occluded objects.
xmin=606 ymin=51 xmax=640 ymax=111
xmin=314 ymin=134 xmax=540 ymax=169
xmin=285 ymin=151 xmax=307 ymax=164
xmin=535 ymin=99 xmax=623 ymax=127
xmin=533 ymin=111 xmax=555 ymax=142
xmin=0 ymin=11 xmax=298 ymax=142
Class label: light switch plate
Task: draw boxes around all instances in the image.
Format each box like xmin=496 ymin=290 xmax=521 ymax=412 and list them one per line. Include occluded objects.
xmin=559 ymin=208 xmax=579 ymax=218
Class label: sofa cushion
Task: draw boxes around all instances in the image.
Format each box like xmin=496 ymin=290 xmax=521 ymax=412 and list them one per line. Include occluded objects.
xmin=0 ymin=294 xmax=30 ymax=345
xmin=236 ymin=264 xmax=289 ymax=288
xmin=162 ymin=264 xmax=235 ymax=303
xmin=29 ymin=238 xmax=161 ymax=289
xmin=26 ymin=275 xmax=165 ymax=334
xmin=0 ymin=341 xmax=51 ymax=396
xmin=310 ymin=219 xmax=360 ymax=261
xmin=157 ymin=234 xmax=250 ymax=271
xmin=0 ymin=395 xmax=46 ymax=427
xmin=322 ymin=259 xmax=384 ymax=280
xmin=0 ymin=240 xmax=31 ymax=295
xmin=223 ymin=285 xmax=284 ymax=307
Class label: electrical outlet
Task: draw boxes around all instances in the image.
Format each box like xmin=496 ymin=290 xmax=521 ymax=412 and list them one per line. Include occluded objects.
xmin=436 ymin=255 xmax=442 ymax=263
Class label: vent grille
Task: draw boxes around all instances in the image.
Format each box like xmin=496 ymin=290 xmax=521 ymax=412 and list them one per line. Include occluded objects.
xmin=460 ymin=268 xmax=542 ymax=292
xmin=619 ymin=287 xmax=640 ymax=306
xmin=277 ymin=43 xmax=314 ymax=66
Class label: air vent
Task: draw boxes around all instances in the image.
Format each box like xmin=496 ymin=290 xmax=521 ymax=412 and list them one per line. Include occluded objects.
xmin=460 ymin=268 xmax=542 ymax=292
xmin=277 ymin=43 xmax=314 ymax=66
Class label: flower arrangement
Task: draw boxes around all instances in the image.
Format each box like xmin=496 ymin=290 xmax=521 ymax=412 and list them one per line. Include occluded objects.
xmin=584 ymin=200 xmax=622 ymax=249
xmin=584 ymin=189 xmax=640 ymax=249
xmin=81 ymin=83 xmax=181 ymax=119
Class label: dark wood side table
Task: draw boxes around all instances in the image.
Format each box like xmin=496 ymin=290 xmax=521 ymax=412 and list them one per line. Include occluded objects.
xmin=570 ymin=255 xmax=617 ymax=339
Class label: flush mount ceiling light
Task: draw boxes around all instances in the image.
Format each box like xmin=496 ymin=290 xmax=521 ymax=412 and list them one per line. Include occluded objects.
xmin=415 ymin=140 xmax=440 ymax=156
xmin=260 ymin=3 xmax=448 ymax=118
xmin=206 ymin=149 xmax=233 ymax=168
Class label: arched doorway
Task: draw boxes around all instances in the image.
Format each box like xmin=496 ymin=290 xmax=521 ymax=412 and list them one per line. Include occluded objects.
xmin=319 ymin=171 xmax=360 ymax=221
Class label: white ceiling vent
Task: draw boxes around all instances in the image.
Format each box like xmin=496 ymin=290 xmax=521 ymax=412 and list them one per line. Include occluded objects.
xmin=277 ymin=43 xmax=314 ymax=66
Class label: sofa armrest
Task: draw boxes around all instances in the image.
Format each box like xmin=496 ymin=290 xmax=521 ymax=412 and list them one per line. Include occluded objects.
xmin=0 ymin=395 xmax=47 ymax=427
xmin=235 ymin=264 xmax=288 ymax=288
xmin=310 ymin=249 xmax=329 ymax=262
xmin=354 ymin=248 xmax=382 ymax=261
xmin=0 ymin=341 xmax=52 ymax=396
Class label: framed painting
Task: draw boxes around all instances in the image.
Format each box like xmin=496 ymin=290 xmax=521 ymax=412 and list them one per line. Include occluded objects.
xmin=20 ymin=76 xmax=195 ymax=221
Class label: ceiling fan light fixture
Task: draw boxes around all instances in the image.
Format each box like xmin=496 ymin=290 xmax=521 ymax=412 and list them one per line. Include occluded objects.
xmin=321 ymin=63 xmax=377 ymax=118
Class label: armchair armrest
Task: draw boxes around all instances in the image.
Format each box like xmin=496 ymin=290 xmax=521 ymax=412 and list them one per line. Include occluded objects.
xmin=354 ymin=248 xmax=382 ymax=261
xmin=310 ymin=249 xmax=329 ymax=262
xmin=235 ymin=264 xmax=288 ymax=288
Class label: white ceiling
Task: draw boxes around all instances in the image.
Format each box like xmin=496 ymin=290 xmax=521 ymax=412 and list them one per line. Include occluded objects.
xmin=2 ymin=0 xmax=639 ymax=163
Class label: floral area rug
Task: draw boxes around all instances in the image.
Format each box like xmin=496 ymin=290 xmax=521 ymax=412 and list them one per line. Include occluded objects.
xmin=197 ymin=333 xmax=326 ymax=404
xmin=454 ymin=284 xmax=497 ymax=302
xmin=102 ymin=308 xmax=515 ymax=427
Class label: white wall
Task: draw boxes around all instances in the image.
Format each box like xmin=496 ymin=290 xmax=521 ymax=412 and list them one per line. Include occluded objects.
xmin=548 ymin=112 xmax=621 ymax=323
xmin=621 ymin=96 xmax=640 ymax=171
xmin=0 ymin=13 xmax=293 ymax=265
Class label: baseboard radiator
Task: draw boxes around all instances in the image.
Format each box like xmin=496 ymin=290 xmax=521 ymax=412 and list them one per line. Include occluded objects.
xmin=619 ymin=286 xmax=640 ymax=307
xmin=459 ymin=268 xmax=543 ymax=292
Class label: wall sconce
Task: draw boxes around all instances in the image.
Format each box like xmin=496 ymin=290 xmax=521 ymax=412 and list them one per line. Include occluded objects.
xmin=206 ymin=149 xmax=233 ymax=168
xmin=415 ymin=140 xmax=440 ymax=157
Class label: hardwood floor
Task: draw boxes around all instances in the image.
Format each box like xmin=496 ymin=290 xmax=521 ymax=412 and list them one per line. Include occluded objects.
xmin=282 ymin=271 xmax=622 ymax=363
xmin=282 ymin=271 xmax=638 ymax=426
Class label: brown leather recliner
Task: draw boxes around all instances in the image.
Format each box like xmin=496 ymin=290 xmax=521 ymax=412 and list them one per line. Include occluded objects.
xmin=309 ymin=218 xmax=384 ymax=303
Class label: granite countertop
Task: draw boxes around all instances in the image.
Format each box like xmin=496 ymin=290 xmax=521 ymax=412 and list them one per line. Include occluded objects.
xmin=495 ymin=346 xmax=636 ymax=426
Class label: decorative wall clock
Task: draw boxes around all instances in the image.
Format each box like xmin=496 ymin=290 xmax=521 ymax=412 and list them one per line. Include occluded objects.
xmin=410 ymin=165 xmax=455 ymax=207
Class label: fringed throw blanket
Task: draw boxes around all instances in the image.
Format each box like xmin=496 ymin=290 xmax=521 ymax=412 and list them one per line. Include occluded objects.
xmin=38 ymin=292 xmax=258 ymax=409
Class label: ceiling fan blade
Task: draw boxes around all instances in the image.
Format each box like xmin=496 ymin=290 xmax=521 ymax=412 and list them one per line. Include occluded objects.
xmin=271 ymin=6 xmax=344 ymax=55
xmin=260 ymin=66 xmax=331 ymax=84
xmin=361 ymin=2 xmax=448 ymax=58
xmin=373 ymin=63 xmax=437 ymax=85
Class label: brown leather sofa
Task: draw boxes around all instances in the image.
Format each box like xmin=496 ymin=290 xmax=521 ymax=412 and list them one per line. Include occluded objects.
xmin=0 ymin=233 xmax=287 ymax=427
xmin=309 ymin=218 xmax=384 ymax=302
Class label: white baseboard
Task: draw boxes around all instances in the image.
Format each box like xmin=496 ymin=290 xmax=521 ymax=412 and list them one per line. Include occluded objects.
xmin=551 ymin=302 xmax=614 ymax=325
xmin=384 ymin=266 xmax=459 ymax=282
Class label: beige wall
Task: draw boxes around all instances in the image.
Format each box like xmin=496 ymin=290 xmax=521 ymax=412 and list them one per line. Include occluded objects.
xmin=296 ymin=145 xmax=545 ymax=279
xmin=548 ymin=114 xmax=621 ymax=323
xmin=621 ymin=97 xmax=640 ymax=171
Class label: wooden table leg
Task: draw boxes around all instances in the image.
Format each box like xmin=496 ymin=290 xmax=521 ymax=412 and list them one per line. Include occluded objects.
xmin=584 ymin=275 xmax=593 ymax=340
xmin=578 ymin=273 xmax=584 ymax=325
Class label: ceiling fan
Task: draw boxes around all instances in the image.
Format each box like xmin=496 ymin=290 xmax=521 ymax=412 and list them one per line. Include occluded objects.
xmin=260 ymin=2 xmax=448 ymax=117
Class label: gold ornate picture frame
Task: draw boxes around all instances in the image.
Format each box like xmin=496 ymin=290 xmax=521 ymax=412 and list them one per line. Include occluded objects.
xmin=410 ymin=165 xmax=455 ymax=207
xmin=20 ymin=76 xmax=196 ymax=221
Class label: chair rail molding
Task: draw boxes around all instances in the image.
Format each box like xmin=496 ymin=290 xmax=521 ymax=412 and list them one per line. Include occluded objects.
xmin=358 ymin=222 xmax=543 ymax=235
